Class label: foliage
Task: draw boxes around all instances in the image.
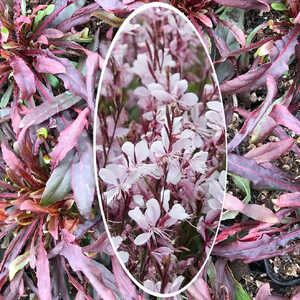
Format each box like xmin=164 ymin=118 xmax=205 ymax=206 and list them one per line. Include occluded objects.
xmin=0 ymin=0 xmax=300 ymax=299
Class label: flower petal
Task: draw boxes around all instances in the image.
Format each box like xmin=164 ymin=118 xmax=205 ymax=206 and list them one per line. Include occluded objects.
xmin=128 ymin=207 xmax=149 ymax=230
xmin=99 ymin=168 xmax=118 ymax=185
xmin=166 ymin=160 xmax=181 ymax=185
xmin=169 ymin=204 xmax=189 ymax=220
xmin=134 ymin=232 xmax=152 ymax=246
xmin=145 ymin=198 xmax=161 ymax=226
xmin=122 ymin=141 xmax=135 ymax=163
xmin=135 ymin=140 xmax=149 ymax=162
xmin=180 ymin=93 xmax=198 ymax=108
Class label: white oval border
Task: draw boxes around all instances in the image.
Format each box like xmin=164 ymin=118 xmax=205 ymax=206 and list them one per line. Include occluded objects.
xmin=93 ymin=2 xmax=227 ymax=298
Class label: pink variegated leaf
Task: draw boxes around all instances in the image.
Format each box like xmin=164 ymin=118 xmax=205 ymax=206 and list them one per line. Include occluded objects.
xmin=194 ymin=13 xmax=213 ymax=28
xmin=270 ymin=104 xmax=300 ymax=134
xmin=213 ymin=0 xmax=270 ymax=11
xmin=50 ymin=108 xmax=89 ymax=168
xmin=224 ymin=193 xmax=279 ymax=223
xmin=217 ymin=17 xmax=246 ymax=47
xmin=213 ymin=228 xmax=300 ymax=262
xmin=221 ymin=26 xmax=300 ymax=94
xmin=273 ymin=192 xmax=300 ymax=208
xmin=244 ymin=138 xmax=294 ymax=163
xmin=228 ymin=75 xmax=277 ymax=151
xmin=228 ymin=154 xmax=300 ymax=192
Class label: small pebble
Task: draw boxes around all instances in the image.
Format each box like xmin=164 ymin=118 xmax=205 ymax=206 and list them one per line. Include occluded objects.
xmin=282 ymin=164 xmax=291 ymax=171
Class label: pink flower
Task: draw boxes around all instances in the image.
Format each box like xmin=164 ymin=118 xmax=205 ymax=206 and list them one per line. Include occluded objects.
xmin=99 ymin=164 xmax=139 ymax=204
xmin=148 ymin=73 xmax=198 ymax=110
xmin=128 ymin=191 xmax=190 ymax=245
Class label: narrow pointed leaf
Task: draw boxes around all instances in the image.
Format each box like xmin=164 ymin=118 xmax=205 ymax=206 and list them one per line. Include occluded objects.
xmin=41 ymin=151 xmax=74 ymax=206
xmin=228 ymin=153 xmax=300 ymax=192
xmin=244 ymin=138 xmax=294 ymax=163
xmin=19 ymin=92 xmax=82 ymax=128
xmin=50 ymin=108 xmax=89 ymax=168
xmin=71 ymin=131 xmax=95 ymax=218
xmin=10 ymin=56 xmax=36 ymax=101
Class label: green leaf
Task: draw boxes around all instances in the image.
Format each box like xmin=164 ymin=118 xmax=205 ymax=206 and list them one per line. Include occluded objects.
xmin=215 ymin=7 xmax=244 ymax=51
xmin=231 ymin=174 xmax=251 ymax=200
xmin=227 ymin=266 xmax=252 ymax=300
xmin=1 ymin=26 xmax=9 ymax=42
xmin=41 ymin=150 xmax=74 ymax=206
xmin=33 ymin=4 xmax=55 ymax=31
xmin=21 ymin=0 xmax=27 ymax=16
xmin=91 ymin=11 xmax=123 ymax=27
xmin=0 ymin=84 xmax=13 ymax=109
xmin=271 ymin=3 xmax=288 ymax=11
xmin=235 ymin=280 xmax=252 ymax=300
xmin=45 ymin=74 xmax=60 ymax=88
xmin=222 ymin=173 xmax=251 ymax=221
xmin=9 ymin=251 xmax=30 ymax=280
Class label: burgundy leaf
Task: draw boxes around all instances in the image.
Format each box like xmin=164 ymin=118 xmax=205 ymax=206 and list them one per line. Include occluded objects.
xmin=50 ymin=107 xmax=89 ymax=168
xmin=10 ymin=56 xmax=36 ymax=101
xmin=273 ymin=192 xmax=300 ymax=208
xmin=270 ymin=104 xmax=300 ymax=134
xmin=213 ymin=0 xmax=270 ymax=11
xmin=17 ymin=128 xmax=48 ymax=181
xmin=57 ymin=3 xmax=100 ymax=32
xmin=228 ymin=75 xmax=277 ymax=151
xmin=194 ymin=13 xmax=213 ymax=28
xmin=221 ymin=26 xmax=300 ymax=94
xmin=71 ymin=131 xmax=95 ymax=218
xmin=274 ymin=125 xmax=300 ymax=159
xmin=1 ymin=142 xmax=38 ymax=188
xmin=86 ymin=50 xmax=99 ymax=112
xmin=224 ymin=193 xmax=279 ymax=223
xmin=34 ymin=55 xmax=66 ymax=74
xmin=60 ymin=232 xmax=117 ymax=300
xmin=215 ymin=222 xmax=259 ymax=244
xmin=36 ymin=226 xmax=51 ymax=300
xmin=244 ymin=138 xmax=294 ymax=163
xmin=213 ymin=228 xmax=300 ymax=263
xmin=31 ymin=1 xmax=72 ymax=40
xmin=216 ymin=17 xmax=246 ymax=47
xmin=228 ymin=153 xmax=300 ymax=192
xmin=46 ymin=52 xmax=88 ymax=100
xmin=19 ymin=92 xmax=81 ymax=128
xmin=40 ymin=28 xmax=64 ymax=39
xmin=111 ymin=256 xmax=138 ymax=300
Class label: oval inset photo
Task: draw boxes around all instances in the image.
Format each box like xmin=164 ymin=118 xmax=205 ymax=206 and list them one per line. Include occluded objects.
xmin=94 ymin=3 xmax=226 ymax=297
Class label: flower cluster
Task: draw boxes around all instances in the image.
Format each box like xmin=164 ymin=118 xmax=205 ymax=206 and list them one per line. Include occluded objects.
xmin=96 ymin=7 xmax=225 ymax=294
